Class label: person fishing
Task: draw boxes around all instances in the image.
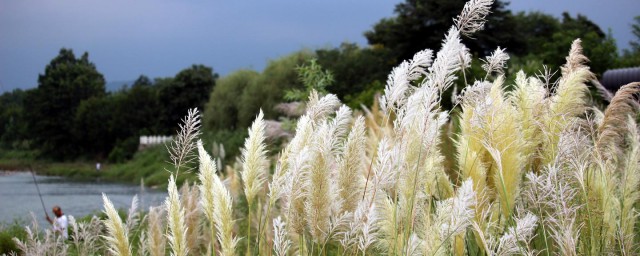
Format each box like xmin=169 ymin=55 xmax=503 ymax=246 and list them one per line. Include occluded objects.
xmin=46 ymin=205 xmax=68 ymax=239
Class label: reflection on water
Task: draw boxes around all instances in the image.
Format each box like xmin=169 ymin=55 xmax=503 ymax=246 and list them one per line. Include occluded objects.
xmin=0 ymin=171 xmax=167 ymax=226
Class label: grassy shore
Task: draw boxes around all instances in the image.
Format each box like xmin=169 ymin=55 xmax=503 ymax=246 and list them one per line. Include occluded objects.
xmin=0 ymin=146 xmax=195 ymax=188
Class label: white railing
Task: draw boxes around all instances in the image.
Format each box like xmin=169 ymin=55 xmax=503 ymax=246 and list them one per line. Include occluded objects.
xmin=139 ymin=135 xmax=173 ymax=149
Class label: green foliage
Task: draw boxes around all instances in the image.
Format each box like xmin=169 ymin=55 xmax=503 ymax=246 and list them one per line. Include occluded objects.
xmin=284 ymin=59 xmax=333 ymax=101
xmin=237 ymin=51 xmax=312 ymax=128
xmin=618 ymin=16 xmax=640 ymax=67
xmin=158 ymin=65 xmax=218 ymax=133
xmin=315 ymin=43 xmax=392 ymax=107
xmin=631 ymin=15 xmax=640 ymax=52
xmin=0 ymin=220 xmax=27 ymax=255
xmin=0 ymin=89 xmax=28 ymax=149
xmin=538 ymin=13 xmax=618 ymax=75
xmin=511 ymin=12 xmax=618 ymax=76
xmin=74 ymin=96 xmax=114 ymax=158
xmin=203 ymin=69 xmax=259 ymax=130
xmin=365 ymin=0 xmax=519 ymax=62
xmin=24 ymin=48 xmax=106 ymax=160
xmin=105 ymin=145 xmax=178 ymax=187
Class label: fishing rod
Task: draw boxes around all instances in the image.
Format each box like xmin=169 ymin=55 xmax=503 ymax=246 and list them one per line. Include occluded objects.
xmin=29 ymin=165 xmax=49 ymax=220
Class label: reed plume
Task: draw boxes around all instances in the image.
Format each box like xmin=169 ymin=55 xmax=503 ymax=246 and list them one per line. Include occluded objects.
xmin=337 ymin=116 xmax=366 ymax=213
xmin=509 ymin=71 xmax=546 ymax=169
xmin=273 ymin=216 xmax=291 ymax=256
xmin=596 ymin=82 xmax=640 ymax=158
xmin=241 ymin=110 xmax=268 ymax=206
xmin=198 ymin=140 xmax=219 ymax=253
xmin=102 ymin=193 xmax=132 ymax=256
xmin=125 ymin=195 xmax=139 ymax=234
xmin=617 ymin=115 xmax=640 ymax=254
xmin=454 ymin=0 xmax=493 ymax=36
xmin=493 ymin=212 xmax=538 ymax=256
xmin=166 ymin=175 xmax=188 ymax=256
xmin=306 ymin=90 xmax=341 ymax=122
xmin=482 ymin=47 xmax=509 ymax=77
xmin=146 ymin=206 xmax=166 ymax=256
xmin=167 ymin=108 xmax=202 ymax=175
xmin=305 ymin=121 xmax=335 ymax=242
xmin=69 ymin=215 xmax=102 ymax=256
xmin=198 ymin=140 xmax=238 ymax=256
xmin=542 ymin=39 xmax=593 ymax=165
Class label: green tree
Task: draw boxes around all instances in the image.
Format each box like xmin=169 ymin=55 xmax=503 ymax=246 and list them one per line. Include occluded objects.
xmin=24 ymin=48 xmax=106 ymax=159
xmin=365 ymin=0 xmax=520 ymax=62
xmin=619 ymin=16 xmax=640 ymax=67
xmin=631 ymin=16 xmax=640 ymax=52
xmin=512 ymin=12 xmax=561 ymax=56
xmin=106 ymin=75 xmax=163 ymax=161
xmin=203 ymin=69 xmax=259 ymax=130
xmin=540 ymin=13 xmax=617 ymax=75
xmin=73 ymin=96 xmax=113 ymax=158
xmin=237 ymin=51 xmax=311 ymax=127
xmin=316 ymin=43 xmax=393 ymax=107
xmin=0 ymin=89 xmax=28 ymax=149
xmin=158 ymin=65 xmax=218 ymax=133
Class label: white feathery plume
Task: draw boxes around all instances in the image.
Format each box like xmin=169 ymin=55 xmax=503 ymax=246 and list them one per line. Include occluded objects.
xmin=427 ymin=27 xmax=472 ymax=93
xmin=212 ymin=169 xmax=238 ymax=256
xmin=357 ymin=201 xmax=379 ymax=253
xmin=454 ymin=0 xmax=494 ymax=36
xmin=371 ymin=138 xmax=400 ymax=191
xmin=437 ymin=179 xmax=476 ymax=239
xmin=240 ymin=110 xmax=268 ymax=206
xmin=381 ymin=49 xmax=434 ymax=114
xmin=197 ymin=140 xmax=218 ymax=253
xmin=146 ymin=206 xmax=166 ymax=256
xmin=306 ymin=90 xmax=341 ymax=122
xmin=273 ymin=216 xmax=291 ymax=256
xmin=198 ymin=139 xmax=239 ymax=256
xmin=494 ymin=212 xmax=538 ymax=256
xmin=166 ymin=175 xmax=188 ymax=256
xmin=167 ymin=108 xmax=201 ymax=175
xmin=618 ymin=116 xmax=640 ymax=254
xmin=125 ymin=195 xmax=139 ymax=234
xmin=341 ymin=195 xmax=379 ymax=253
xmin=381 ymin=61 xmax=412 ymax=115
xmin=287 ymin=115 xmax=314 ymax=157
xmin=398 ymin=85 xmax=440 ymax=131
xmin=482 ymin=47 xmax=509 ymax=76
xmin=304 ymin=121 xmax=335 ymax=242
xmin=407 ymin=233 xmax=425 ymax=256
xmin=268 ymin=150 xmax=289 ymax=206
xmin=102 ymin=193 xmax=132 ymax=256
xmin=329 ymin=105 xmax=353 ymax=152
xmin=524 ymin=164 xmax=581 ymax=256
xmin=456 ymin=80 xmax=493 ymax=108
xmin=408 ymin=49 xmax=435 ymax=80
xmin=283 ymin=147 xmax=312 ymax=234
xmin=337 ymin=116 xmax=366 ymax=213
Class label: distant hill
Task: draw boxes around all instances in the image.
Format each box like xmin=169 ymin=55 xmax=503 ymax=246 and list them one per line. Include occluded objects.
xmin=105 ymin=80 xmax=135 ymax=92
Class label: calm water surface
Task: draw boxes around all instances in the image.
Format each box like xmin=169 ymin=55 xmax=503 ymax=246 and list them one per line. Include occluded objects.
xmin=0 ymin=171 xmax=167 ymax=226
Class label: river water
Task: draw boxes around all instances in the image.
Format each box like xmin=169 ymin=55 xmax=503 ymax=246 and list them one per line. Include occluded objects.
xmin=0 ymin=171 xmax=167 ymax=226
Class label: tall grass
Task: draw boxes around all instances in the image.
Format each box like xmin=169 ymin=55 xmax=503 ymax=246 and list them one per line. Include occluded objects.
xmin=12 ymin=0 xmax=640 ymax=255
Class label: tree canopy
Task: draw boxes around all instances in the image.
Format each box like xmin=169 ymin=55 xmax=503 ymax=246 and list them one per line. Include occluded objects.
xmin=365 ymin=0 xmax=520 ymax=62
xmin=24 ymin=49 xmax=106 ymax=159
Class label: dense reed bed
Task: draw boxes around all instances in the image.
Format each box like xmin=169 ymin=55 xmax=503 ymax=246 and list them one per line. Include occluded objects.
xmin=11 ymin=0 xmax=640 ymax=255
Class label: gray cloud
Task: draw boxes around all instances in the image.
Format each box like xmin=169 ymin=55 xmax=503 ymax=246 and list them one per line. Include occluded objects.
xmin=0 ymin=0 xmax=637 ymax=92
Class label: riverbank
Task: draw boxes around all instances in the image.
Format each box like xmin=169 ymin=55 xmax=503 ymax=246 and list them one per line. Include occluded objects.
xmin=0 ymin=169 xmax=168 ymax=255
xmin=0 ymin=146 xmax=196 ymax=188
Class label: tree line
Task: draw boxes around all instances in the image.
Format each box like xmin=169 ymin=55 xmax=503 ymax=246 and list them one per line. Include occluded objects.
xmin=1 ymin=0 xmax=639 ymax=162
xmin=1 ymin=49 xmax=216 ymax=161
